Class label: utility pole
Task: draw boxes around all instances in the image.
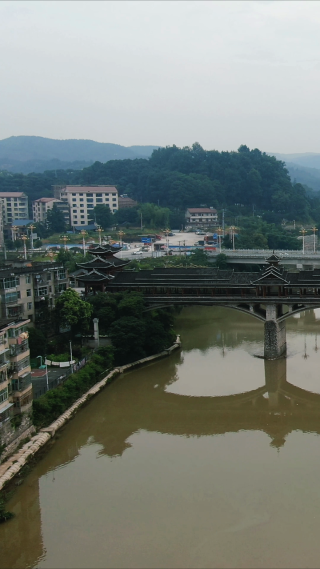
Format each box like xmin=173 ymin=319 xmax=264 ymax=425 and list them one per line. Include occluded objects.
xmin=222 ymin=209 xmax=225 ymax=239
xmin=312 ymin=226 xmax=318 ymax=253
xmin=300 ymin=228 xmax=308 ymax=255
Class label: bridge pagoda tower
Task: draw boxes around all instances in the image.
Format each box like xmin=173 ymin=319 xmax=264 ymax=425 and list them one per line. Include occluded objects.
xmin=252 ymin=253 xmax=288 ymax=359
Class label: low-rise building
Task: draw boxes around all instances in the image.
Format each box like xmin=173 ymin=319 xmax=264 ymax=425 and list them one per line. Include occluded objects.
xmin=53 ymin=185 xmax=118 ymax=227
xmin=32 ymin=197 xmax=70 ymax=226
xmin=185 ymin=207 xmax=218 ymax=226
xmin=118 ymin=195 xmax=138 ymax=209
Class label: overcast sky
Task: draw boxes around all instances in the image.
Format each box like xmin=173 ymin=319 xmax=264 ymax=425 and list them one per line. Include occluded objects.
xmin=1 ymin=1 xmax=320 ymax=153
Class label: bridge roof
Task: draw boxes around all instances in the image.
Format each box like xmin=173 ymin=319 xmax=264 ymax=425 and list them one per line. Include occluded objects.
xmin=106 ymin=265 xmax=320 ymax=289
xmin=89 ymin=245 xmax=122 ymax=256
xmin=77 ymin=255 xmax=130 ymax=270
xmin=77 ymin=269 xmax=115 ymax=282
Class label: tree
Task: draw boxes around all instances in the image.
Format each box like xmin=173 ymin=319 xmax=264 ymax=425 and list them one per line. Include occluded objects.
xmin=55 ymin=289 xmax=93 ymax=333
xmin=92 ymin=204 xmax=113 ymax=229
xmin=215 ymin=253 xmax=229 ymax=269
xmin=27 ymin=327 xmax=47 ymax=358
xmin=109 ymin=316 xmax=146 ymax=364
xmin=46 ymin=204 xmax=66 ymax=233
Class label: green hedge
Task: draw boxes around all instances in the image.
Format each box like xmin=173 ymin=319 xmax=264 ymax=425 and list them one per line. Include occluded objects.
xmin=32 ymin=347 xmax=114 ymax=428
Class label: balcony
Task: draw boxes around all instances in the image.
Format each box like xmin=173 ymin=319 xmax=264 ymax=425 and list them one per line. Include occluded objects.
xmin=1 ymin=295 xmax=20 ymax=306
xmin=10 ymin=339 xmax=29 ymax=353
xmin=6 ymin=306 xmax=24 ymax=319
xmin=11 ymin=372 xmax=32 ymax=393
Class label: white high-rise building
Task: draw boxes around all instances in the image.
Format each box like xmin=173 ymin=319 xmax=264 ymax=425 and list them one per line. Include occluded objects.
xmin=53 ymin=185 xmax=118 ymax=227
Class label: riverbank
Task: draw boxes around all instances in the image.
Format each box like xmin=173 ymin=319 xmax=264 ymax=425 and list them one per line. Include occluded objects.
xmin=0 ymin=336 xmax=181 ymax=497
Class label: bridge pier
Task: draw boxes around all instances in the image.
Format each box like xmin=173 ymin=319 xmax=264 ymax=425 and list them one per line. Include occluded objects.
xmin=264 ymin=305 xmax=286 ymax=359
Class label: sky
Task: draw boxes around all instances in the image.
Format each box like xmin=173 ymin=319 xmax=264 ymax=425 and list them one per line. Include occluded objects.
xmin=1 ymin=1 xmax=320 ymax=153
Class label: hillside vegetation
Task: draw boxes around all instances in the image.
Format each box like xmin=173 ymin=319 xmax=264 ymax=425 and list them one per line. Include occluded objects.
xmin=1 ymin=143 xmax=320 ymax=227
xmin=1 ymin=143 xmax=320 ymax=225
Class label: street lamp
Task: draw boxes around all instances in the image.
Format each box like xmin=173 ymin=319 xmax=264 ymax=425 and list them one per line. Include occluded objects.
xmin=312 ymin=226 xmax=318 ymax=253
xmin=118 ymin=230 xmax=125 ymax=248
xmin=96 ymin=226 xmax=103 ymax=246
xmin=300 ymin=228 xmax=308 ymax=255
xmin=229 ymin=226 xmax=237 ymax=251
xmin=21 ymin=234 xmax=28 ymax=260
xmin=163 ymin=228 xmax=170 ymax=254
xmin=217 ymin=226 xmax=223 ymax=253
xmin=28 ymin=224 xmax=36 ymax=250
xmin=80 ymin=230 xmax=87 ymax=255
xmin=11 ymin=225 xmax=18 ymax=242
xmin=60 ymin=234 xmax=70 ymax=251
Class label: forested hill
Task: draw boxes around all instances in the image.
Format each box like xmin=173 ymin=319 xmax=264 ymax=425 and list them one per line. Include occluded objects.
xmin=0 ymin=143 xmax=319 ymax=223
xmin=74 ymin=143 xmax=316 ymax=220
xmin=0 ymin=136 xmax=160 ymax=174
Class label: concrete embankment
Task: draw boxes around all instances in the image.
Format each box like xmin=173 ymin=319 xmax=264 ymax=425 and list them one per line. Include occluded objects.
xmin=0 ymin=337 xmax=181 ymax=492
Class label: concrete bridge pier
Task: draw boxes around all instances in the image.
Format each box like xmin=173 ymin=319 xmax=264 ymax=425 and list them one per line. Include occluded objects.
xmin=264 ymin=305 xmax=286 ymax=360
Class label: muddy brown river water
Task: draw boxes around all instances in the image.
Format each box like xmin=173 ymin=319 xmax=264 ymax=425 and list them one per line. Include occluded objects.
xmin=1 ymin=306 xmax=320 ymax=568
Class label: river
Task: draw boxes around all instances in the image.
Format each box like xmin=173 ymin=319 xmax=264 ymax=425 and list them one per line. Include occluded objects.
xmin=1 ymin=306 xmax=320 ymax=568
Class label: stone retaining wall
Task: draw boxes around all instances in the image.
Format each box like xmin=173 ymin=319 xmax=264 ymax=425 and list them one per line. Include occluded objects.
xmin=0 ymin=337 xmax=181 ymax=492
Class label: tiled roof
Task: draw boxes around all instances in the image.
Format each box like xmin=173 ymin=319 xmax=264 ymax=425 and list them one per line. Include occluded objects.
xmin=63 ymin=186 xmax=117 ymax=193
xmin=187 ymin=208 xmax=217 ymax=213
xmin=33 ymin=198 xmax=58 ymax=203
xmin=0 ymin=192 xmax=26 ymax=198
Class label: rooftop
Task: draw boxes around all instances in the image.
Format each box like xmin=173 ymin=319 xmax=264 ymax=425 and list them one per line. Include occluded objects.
xmin=0 ymin=192 xmax=26 ymax=198
xmin=187 ymin=208 xmax=217 ymax=213
xmin=62 ymin=186 xmax=118 ymax=194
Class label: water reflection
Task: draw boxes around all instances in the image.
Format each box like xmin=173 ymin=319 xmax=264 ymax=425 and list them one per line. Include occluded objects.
xmin=2 ymin=307 xmax=320 ymax=569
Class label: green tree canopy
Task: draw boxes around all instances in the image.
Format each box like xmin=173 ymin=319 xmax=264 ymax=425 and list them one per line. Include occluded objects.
xmin=92 ymin=204 xmax=113 ymax=229
xmin=46 ymin=204 xmax=66 ymax=233
xmin=55 ymin=288 xmax=93 ymax=332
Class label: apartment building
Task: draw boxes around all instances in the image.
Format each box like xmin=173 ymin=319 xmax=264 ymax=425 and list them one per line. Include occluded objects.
xmin=0 ymin=262 xmax=69 ymax=324
xmin=185 ymin=207 xmax=218 ymax=226
xmin=32 ymin=197 xmax=70 ymax=227
xmin=53 ymin=185 xmax=118 ymax=228
xmin=0 ymin=192 xmax=29 ymax=224
xmin=0 ymin=318 xmax=32 ymax=444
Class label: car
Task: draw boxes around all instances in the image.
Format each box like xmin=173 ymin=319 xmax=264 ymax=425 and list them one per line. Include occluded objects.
xmin=196 ymin=231 xmax=206 ymax=235
xmin=132 ymin=250 xmax=143 ymax=255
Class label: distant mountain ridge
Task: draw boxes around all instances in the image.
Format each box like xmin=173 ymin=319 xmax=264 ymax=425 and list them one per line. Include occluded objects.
xmin=268 ymin=152 xmax=320 ymax=193
xmin=0 ymin=136 xmax=160 ymax=174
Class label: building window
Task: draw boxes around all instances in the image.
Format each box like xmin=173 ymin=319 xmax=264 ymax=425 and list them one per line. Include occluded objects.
xmin=72 ymin=193 xmax=76 ymax=196
xmin=2 ymin=277 xmax=19 ymax=289
xmin=38 ymin=287 xmax=47 ymax=296
xmin=27 ymin=302 xmax=32 ymax=310
xmin=80 ymin=209 xmax=84 ymax=213
xmin=79 ymin=198 xmax=84 ymax=202
xmin=26 ymin=289 xmax=32 ymax=297
xmin=96 ymin=193 xmax=102 ymax=197
xmin=112 ymin=193 xmax=117 ymax=196
xmin=0 ymin=387 xmax=8 ymax=403
xmin=96 ymin=198 xmax=103 ymax=203
xmin=81 ymin=215 xmax=85 ymax=219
